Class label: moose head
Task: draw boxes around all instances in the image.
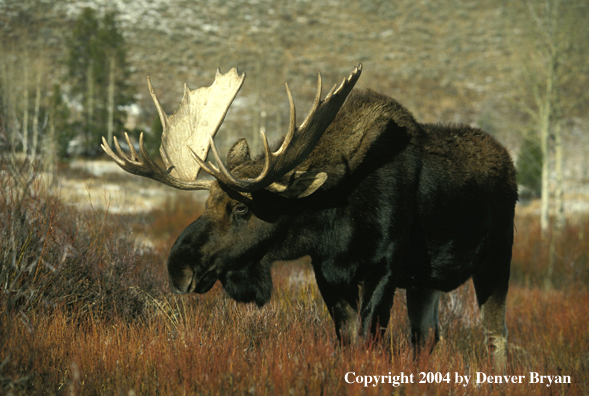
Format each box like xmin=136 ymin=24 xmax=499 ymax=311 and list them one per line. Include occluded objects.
xmin=102 ymin=65 xmax=362 ymax=306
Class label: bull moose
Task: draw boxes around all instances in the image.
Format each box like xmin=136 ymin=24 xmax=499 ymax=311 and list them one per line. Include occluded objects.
xmin=102 ymin=65 xmax=517 ymax=368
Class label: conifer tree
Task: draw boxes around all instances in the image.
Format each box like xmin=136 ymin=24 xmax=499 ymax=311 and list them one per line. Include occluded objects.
xmin=65 ymin=8 xmax=132 ymax=155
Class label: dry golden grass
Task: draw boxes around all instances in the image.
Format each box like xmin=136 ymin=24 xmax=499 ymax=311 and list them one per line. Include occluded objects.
xmin=1 ymin=167 xmax=588 ymax=395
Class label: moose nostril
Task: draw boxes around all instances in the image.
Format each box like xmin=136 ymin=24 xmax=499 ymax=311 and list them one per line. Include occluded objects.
xmin=168 ymin=267 xmax=194 ymax=294
xmin=169 ymin=282 xmax=186 ymax=294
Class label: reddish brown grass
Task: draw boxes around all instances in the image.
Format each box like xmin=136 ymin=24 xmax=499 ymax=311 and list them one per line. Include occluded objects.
xmin=141 ymin=193 xmax=204 ymax=245
xmin=512 ymin=212 xmax=589 ymax=288
xmin=1 ymin=170 xmax=588 ymax=395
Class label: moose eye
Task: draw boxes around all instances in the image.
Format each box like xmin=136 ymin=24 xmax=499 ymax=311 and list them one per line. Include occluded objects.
xmin=233 ymin=203 xmax=249 ymax=216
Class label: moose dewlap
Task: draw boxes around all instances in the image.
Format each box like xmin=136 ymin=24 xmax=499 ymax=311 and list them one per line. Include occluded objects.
xmin=102 ymin=65 xmax=517 ymax=369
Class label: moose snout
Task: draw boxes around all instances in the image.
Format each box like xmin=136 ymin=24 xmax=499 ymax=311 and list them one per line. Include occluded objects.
xmin=168 ymin=265 xmax=195 ymax=294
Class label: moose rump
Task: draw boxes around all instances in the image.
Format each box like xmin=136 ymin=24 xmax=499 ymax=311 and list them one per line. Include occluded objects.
xmin=102 ymin=65 xmax=517 ymax=370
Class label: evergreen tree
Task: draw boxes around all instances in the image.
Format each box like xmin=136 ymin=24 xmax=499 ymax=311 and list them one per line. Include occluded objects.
xmin=65 ymin=8 xmax=132 ymax=155
xmin=49 ymin=84 xmax=75 ymax=159
xmin=516 ymin=130 xmax=543 ymax=199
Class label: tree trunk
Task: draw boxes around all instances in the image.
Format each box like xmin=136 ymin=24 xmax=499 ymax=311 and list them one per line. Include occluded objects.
xmin=0 ymin=59 xmax=9 ymax=143
xmin=2 ymin=53 xmax=18 ymax=152
xmin=86 ymin=63 xmax=94 ymax=146
xmin=546 ymin=109 xmax=564 ymax=291
xmin=250 ymin=61 xmax=262 ymax=155
xmin=553 ymin=116 xmax=565 ymax=232
xmin=22 ymin=58 xmax=29 ymax=156
xmin=539 ymin=94 xmax=551 ymax=239
xmin=107 ymin=55 xmax=115 ymax=146
xmin=540 ymin=57 xmax=555 ymax=288
xmin=31 ymin=65 xmax=42 ymax=160
xmin=539 ymin=36 xmax=559 ymax=240
xmin=45 ymin=110 xmax=58 ymax=188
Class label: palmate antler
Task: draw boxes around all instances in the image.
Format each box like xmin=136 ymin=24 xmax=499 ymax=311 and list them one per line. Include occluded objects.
xmin=101 ymin=68 xmax=245 ymax=190
xmin=194 ymin=65 xmax=362 ymax=192
xmin=102 ymin=65 xmax=362 ymax=192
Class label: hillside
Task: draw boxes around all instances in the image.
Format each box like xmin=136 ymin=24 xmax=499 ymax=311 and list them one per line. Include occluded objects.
xmin=1 ymin=0 xmax=588 ymax=208
xmin=0 ymin=1 xmax=566 ymax=128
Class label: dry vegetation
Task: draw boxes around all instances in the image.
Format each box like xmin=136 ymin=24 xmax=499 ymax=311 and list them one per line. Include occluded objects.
xmin=1 ymin=0 xmax=588 ymax=393
xmin=1 ymin=164 xmax=588 ymax=395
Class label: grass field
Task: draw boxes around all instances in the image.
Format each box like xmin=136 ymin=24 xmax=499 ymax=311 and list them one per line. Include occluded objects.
xmin=1 ymin=169 xmax=588 ymax=395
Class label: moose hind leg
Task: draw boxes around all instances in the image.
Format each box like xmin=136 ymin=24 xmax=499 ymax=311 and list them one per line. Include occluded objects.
xmin=472 ymin=232 xmax=511 ymax=371
xmin=406 ymin=287 xmax=441 ymax=354
xmin=473 ymin=271 xmax=509 ymax=370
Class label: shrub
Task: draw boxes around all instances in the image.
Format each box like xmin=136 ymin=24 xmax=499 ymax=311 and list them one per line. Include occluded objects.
xmin=0 ymin=164 xmax=166 ymax=323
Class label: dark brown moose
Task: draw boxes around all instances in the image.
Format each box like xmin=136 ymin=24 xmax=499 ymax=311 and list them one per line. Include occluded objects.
xmin=102 ymin=65 xmax=517 ymax=369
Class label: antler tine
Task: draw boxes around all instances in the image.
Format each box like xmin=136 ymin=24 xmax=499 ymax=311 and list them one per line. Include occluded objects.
xmin=199 ymin=64 xmax=362 ymax=193
xmin=190 ymin=136 xmax=244 ymax=187
xmin=101 ymin=136 xmax=126 ymax=168
xmin=123 ymin=132 xmax=139 ymax=161
xmin=194 ymin=80 xmax=301 ymax=183
xmin=101 ymin=132 xmax=213 ymax=190
xmin=277 ymin=81 xmax=297 ymax=156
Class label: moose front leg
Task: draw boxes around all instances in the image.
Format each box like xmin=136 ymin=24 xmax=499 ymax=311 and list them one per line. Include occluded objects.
xmin=358 ymin=266 xmax=398 ymax=341
xmin=314 ymin=260 xmax=397 ymax=345
xmin=406 ymin=287 xmax=441 ymax=355
xmin=313 ymin=267 xmax=360 ymax=344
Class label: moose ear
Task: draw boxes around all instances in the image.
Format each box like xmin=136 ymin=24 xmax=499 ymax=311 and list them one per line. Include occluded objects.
xmin=266 ymin=171 xmax=328 ymax=199
xmin=226 ymin=138 xmax=251 ymax=170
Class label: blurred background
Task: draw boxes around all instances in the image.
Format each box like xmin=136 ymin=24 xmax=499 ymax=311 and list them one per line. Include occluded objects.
xmin=1 ymin=0 xmax=588 ymax=232
xmin=1 ymin=4 xmax=588 ymax=392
